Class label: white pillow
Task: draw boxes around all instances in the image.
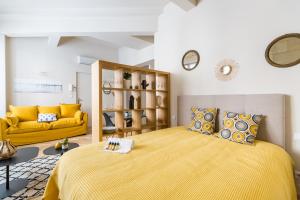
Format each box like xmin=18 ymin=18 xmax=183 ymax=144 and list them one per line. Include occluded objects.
xmin=38 ymin=113 xmax=57 ymax=123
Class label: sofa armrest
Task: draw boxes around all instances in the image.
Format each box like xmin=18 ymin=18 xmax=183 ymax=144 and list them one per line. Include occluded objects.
xmin=82 ymin=112 xmax=88 ymax=128
xmin=0 ymin=118 xmax=8 ymax=140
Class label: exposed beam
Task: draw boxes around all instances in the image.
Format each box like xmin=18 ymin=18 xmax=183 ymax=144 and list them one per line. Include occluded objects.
xmin=170 ymin=0 xmax=198 ymax=11
xmin=91 ymin=33 xmax=152 ymax=49
xmin=48 ymin=35 xmax=61 ymax=47
xmin=132 ymin=35 xmax=154 ymax=44
xmin=4 ymin=32 xmax=154 ymax=50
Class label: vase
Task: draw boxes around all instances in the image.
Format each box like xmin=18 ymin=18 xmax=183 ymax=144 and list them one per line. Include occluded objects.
xmin=134 ymin=96 xmax=141 ymax=109
xmin=124 ymin=80 xmax=131 ymax=89
xmin=0 ymin=140 xmax=16 ymax=160
xmin=129 ymin=95 xmax=135 ymax=109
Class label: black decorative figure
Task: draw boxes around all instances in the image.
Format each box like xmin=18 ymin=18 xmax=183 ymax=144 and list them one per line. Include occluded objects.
xmin=129 ymin=95 xmax=134 ymax=109
xmin=141 ymin=80 xmax=149 ymax=89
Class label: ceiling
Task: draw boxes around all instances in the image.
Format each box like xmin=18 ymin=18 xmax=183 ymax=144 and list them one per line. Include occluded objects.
xmin=0 ymin=0 xmax=168 ymax=9
xmin=0 ymin=0 xmax=197 ymax=49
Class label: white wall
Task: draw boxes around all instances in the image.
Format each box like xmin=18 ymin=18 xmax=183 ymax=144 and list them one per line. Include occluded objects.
xmin=118 ymin=45 xmax=154 ymax=66
xmin=0 ymin=35 xmax=6 ymax=117
xmin=6 ymin=37 xmax=118 ymax=107
xmin=155 ymin=1 xmax=300 ymax=167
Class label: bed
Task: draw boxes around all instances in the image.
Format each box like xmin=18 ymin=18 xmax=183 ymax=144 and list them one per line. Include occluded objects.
xmin=43 ymin=94 xmax=297 ymax=200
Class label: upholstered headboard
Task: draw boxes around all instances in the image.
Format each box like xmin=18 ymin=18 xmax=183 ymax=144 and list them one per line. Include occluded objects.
xmin=177 ymin=94 xmax=286 ymax=148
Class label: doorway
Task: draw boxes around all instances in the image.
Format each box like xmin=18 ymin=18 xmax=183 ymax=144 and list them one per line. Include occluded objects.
xmin=76 ymin=72 xmax=92 ymax=128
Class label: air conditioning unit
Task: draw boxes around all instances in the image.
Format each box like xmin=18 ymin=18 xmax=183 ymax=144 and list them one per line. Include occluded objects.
xmin=77 ymin=56 xmax=97 ymax=65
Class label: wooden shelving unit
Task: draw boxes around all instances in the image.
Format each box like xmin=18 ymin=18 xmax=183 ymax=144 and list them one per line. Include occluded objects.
xmin=92 ymin=60 xmax=170 ymax=142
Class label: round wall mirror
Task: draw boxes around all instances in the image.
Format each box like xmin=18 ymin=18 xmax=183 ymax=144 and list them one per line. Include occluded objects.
xmin=265 ymin=33 xmax=300 ymax=68
xmin=182 ymin=50 xmax=200 ymax=71
xmin=220 ymin=65 xmax=232 ymax=75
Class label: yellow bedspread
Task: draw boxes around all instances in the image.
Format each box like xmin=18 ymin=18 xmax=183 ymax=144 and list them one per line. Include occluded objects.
xmin=43 ymin=127 xmax=296 ymax=200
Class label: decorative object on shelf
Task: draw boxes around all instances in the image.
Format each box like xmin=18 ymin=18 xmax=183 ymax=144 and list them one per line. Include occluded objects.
xmin=129 ymin=95 xmax=135 ymax=109
xmin=134 ymin=85 xmax=139 ymax=89
xmin=265 ymin=33 xmax=300 ymax=68
xmin=124 ymin=112 xmax=130 ymax=118
xmin=62 ymin=138 xmax=69 ymax=150
xmin=135 ymin=96 xmax=141 ymax=109
xmin=215 ymin=59 xmax=239 ymax=81
xmin=0 ymin=139 xmax=16 ymax=160
xmin=156 ymin=96 xmax=162 ymax=108
xmin=141 ymin=80 xmax=149 ymax=89
xmin=182 ymin=50 xmax=200 ymax=71
xmin=103 ymin=81 xmax=112 ymax=95
xmin=123 ymin=72 xmax=132 ymax=89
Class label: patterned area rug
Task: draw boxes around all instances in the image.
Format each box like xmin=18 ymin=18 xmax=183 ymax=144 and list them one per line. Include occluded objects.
xmin=0 ymin=155 xmax=60 ymax=200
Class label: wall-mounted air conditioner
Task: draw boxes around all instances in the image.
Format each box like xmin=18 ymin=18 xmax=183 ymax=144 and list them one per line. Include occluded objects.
xmin=77 ymin=56 xmax=97 ymax=65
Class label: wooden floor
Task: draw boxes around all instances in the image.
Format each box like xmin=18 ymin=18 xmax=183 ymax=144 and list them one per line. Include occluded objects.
xmin=21 ymin=131 xmax=93 ymax=157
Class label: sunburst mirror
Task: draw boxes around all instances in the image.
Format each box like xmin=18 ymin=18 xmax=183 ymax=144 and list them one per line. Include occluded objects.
xmin=215 ymin=59 xmax=239 ymax=81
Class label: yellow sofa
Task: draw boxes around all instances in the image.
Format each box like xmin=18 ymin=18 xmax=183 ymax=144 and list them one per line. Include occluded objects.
xmin=0 ymin=104 xmax=88 ymax=146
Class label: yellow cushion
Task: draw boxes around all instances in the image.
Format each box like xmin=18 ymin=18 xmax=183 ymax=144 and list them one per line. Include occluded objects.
xmin=10 ymin=105 xmax=38 ymax=122
xmin=7 ymin=121 xmax=50 ymax=134
xmin=74 ymin=110 xmax=83 ymax=123
xmin=60 ymin=104 xmax=81 ymax=118
xmin=5 ymin=114 xmax=19 ymax=128
xmin=187 ymin=107 xmax=218 ymax=135
xmin=50 ymin=118 xmax=82 ymax=129
xmin=38 ymin=106 xmax=61 ymax=118
xmin=216 ymin=111 xmax=263 ymax=145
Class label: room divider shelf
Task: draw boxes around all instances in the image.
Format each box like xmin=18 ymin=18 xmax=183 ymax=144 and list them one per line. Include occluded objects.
xmin=102 ymin=87 xmax=159 ymax=92
xmin=156 ymin=107 xmax=168 ymax=109
xmin=103 ymin=107 xmax=159 ymax=112
xmin=121 ymin=127 xmax=141 ymax=133
xmin=142 ymin=124 xmax=156 ymax=129
xmin=103 ymin=108 xmax=145 ymax=112
xmin=157 ymin=123 xmax=168 ymax=127
xmin=92 ymin=60 xmax=170 ymax=142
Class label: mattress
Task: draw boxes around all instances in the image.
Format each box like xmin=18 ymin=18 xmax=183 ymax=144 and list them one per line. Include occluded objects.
xmin=43 ymin=127 xmax=296 ymax=200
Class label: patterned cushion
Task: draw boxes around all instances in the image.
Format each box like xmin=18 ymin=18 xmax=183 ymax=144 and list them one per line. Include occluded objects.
xmin=38 ymin=113 xmax=57 ymax=123
xmin=38 ymin=106 xmax=61 ymax=119
xmin=217 ymin=111 xmax=263 ymax=145
xmin=188 ymin=107 xmax=218 ymax=135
